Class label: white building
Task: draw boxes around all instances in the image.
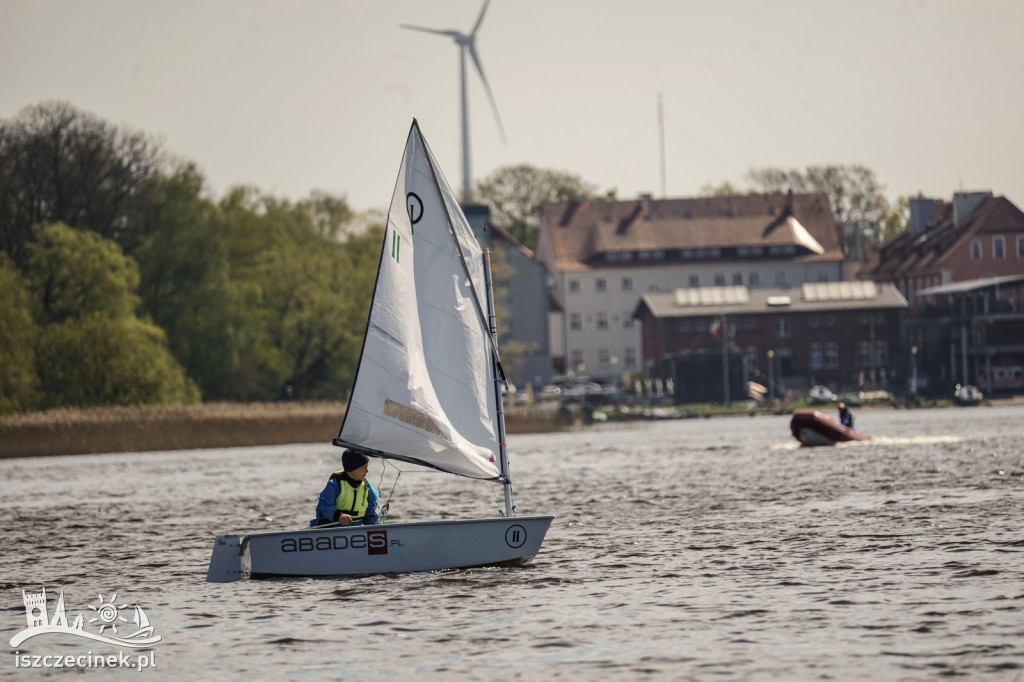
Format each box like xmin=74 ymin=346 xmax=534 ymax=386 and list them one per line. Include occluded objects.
xmin=536 ymin=193 xmax=845 ymax=384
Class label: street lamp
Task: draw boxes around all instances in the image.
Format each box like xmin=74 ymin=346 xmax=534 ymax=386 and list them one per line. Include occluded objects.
xmin=767 ymin=349 xmax=775 ymax=401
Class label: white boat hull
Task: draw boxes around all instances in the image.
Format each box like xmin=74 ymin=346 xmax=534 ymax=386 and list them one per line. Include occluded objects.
xmin=207 ymin=516 xmax=554 ymax=582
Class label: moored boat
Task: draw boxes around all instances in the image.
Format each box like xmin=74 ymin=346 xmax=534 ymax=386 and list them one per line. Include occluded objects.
xmin=790 ymin=409 xmax=870 ymax=446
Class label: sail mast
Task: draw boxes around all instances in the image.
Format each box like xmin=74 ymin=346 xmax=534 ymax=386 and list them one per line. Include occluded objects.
xmin=483 ymin=251 xmax=514 ymax=517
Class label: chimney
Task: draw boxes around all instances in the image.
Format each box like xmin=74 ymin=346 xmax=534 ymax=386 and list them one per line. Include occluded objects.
xmin=908 ymin=197 xmax=939 ymax=234
xmin=953 ymin=191 xmax=992 ymax=227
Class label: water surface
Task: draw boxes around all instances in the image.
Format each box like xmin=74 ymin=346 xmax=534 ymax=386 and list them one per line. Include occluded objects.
xmin=2 ymin=406 xmax=1022 ymax=679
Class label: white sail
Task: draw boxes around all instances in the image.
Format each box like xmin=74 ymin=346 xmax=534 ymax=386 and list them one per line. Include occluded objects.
xmin=336 ymin=121 xmax=502 ymax=480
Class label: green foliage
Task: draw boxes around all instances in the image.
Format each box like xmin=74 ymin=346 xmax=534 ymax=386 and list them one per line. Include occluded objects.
xmin=0 ymin=101 xmax=403 ymax=410
xmin=476 ymin=164 xmax=599 ymax=250
xmin=0 ymin=253 xmax=40 ymax=413
xmin=134 ymin=167 xmax=246 ymax=401
xmin=699 ymin=181 xmax=748 ymax=197
xmin=0 ymin=101 xmax=166 ymax=266
xmin=25 ymin=222 xmax=140 ymax=325
xmin=207 ymin=188 xmax=380 ymax=401
xmin=23 ymin=222 xmax=198 ymax=410
xmin=35 ymin=313 xmax=199 ymax=409
xmin=882 ymin=195 xmax=911 ymax=244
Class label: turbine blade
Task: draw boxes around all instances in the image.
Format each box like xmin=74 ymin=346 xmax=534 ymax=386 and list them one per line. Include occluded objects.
xmin=471 ymin=0 xmax=492 ymax=37
xmin=467 ymin=43 xmax=506 ymax=143
xmin=400 ymin=24 xmax=463 ymax=40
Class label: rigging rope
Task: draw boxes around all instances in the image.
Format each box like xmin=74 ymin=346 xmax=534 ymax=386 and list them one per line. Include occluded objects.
xmin=377 ymin=459 xmax=403 ymax=524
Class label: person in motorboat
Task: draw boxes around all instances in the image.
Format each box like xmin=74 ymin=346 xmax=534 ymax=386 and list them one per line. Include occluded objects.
xmin=310 ymin=450 xmax=380 ymax=527
xmin=837 ymin=402 xmax=854 ymax=429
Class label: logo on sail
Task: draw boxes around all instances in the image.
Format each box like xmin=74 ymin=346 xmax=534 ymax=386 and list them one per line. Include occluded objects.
xmin=10 ymin=587 xmax=162 ymax=649
xmin=406 ymin=192 xmax=423 ymax=227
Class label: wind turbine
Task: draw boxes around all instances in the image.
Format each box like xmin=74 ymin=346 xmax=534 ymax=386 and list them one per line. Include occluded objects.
xmin=401 ymin=0 xmax=506 ymax=202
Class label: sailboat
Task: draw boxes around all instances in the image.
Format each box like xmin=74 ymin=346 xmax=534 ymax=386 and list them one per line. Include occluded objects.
xmin=207 ymin=121 xmax=553 ymax=581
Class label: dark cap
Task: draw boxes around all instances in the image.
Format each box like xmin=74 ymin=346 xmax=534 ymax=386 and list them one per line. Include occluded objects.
xmin=342 ymin=450 xmax=370 ymax=472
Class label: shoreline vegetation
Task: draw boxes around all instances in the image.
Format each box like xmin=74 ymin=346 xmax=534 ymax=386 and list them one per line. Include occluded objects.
xmin=3 ymin=397 xmax=1021 ymax=460
xmin=0 ymin=402 xmax=575 ymax=459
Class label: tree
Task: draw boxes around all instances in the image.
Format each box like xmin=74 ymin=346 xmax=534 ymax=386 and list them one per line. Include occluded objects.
xmin=476 ymin=165 xmax=599 ymax=251
xmin=0 ymin=101 xmax=166 ymax=266
xmin=24 ymin=222 xmax=198 ymax=409
xmin=746 ymin=164 xmax=890 ymax=226
xmin=699 ymin=181 xmax=748 ymax=197
xmin=212 ymin=187 xmax=381 ymax=401
xmin=25 ymin=222 xmax=141 ymax=325
xmin=0 ymin=253 xmax=40 ymax=413
xmin=133 ymin=166 xmax=247 ymax=401
xmin=882 ymin=195 xmax=911 ymax=244
xmin=299 ymin=190 xmax=356 ymax=239
xmin=35 ymin=313 xmax=199 ymax=409
xmin=746 ymin=164 xmax=890 ymax=261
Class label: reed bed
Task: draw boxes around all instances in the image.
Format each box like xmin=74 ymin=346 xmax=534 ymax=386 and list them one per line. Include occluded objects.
xmin=0 ymin=402 xmax=571 ymax=459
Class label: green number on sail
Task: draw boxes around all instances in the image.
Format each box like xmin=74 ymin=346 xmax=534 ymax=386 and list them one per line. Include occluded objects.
xmin=391 ymin=231 xmax=400 ymax=263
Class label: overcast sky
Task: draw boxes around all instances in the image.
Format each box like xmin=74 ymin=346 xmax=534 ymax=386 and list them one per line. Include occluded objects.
xmin=3 ymin=0 xmax=1022 ymax=214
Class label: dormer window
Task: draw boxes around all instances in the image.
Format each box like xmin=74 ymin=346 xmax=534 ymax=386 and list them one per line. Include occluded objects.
xmin=993 ymin=236 xmax=1005 ymax=259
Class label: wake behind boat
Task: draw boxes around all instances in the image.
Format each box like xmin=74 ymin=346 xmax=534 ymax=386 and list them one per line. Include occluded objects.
xmin=790 ymin=409 xmax=870 ymax=447
xmin=207 ymin=121 xmax=552 ymax=582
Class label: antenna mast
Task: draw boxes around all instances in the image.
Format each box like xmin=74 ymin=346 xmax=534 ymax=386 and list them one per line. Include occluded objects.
xmin=658 ymin=94 xmax=666 ymax=199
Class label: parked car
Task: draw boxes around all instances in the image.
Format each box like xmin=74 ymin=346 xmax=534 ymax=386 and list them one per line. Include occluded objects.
xmin=953 ymin=384 xmax=983 ymax=406
xmin=808 ymin=385 xmax=838 ymax=404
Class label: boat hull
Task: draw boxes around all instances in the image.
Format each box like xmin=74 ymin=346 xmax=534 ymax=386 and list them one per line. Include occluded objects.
xmin=790 ymin=409 xmax=869 ymax=446
xmin=207 ymin=516 xmax=554 ymax=581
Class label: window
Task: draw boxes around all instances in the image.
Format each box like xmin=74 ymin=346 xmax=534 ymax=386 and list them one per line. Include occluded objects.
xmin=621 ymin=276 xmax=633 ymax=291
xmin=598 ymin=348 xmax=610 ymax=365
xmin=678 ymin=320 xmax=691 ymax=332
xmin=570 ymin=349 xmax=583 ymax=369
xmin=858 ymin=341 xmax=872 ymax=367
xmin=1018 ymin=235 xmax=1024 ymax=258
xmin=809 ymin=316 xmax=820 ymax=328
xmin=971 ymin=240 xmax=982 ymax=260
xmin=874 ymin=341 xmax=888 ymax=367
xmin=775 ymin=318 xmax=790 ymax=338
xmin=714 ymin=274 xmax=726 ymax=286
xmin=689 ymin=274 xmax=700 ymax=287
xmin=993 ymin=236 xmax=1005 ymax=259
xmin=744 ymin=318 xmax=756 ymax=330
xmin=774 ymin=271 xmax=787 ymax=287
xmin=825 ymin=343 xmax=839 ymax=369
xmin=809 ymin=343 xmax=823 ymax=370
xmin=596 ymin=277 xmax=607 ymax=292
xmin=569 ymin=313 xmax=581 ymax=331
xmin=824 ymin=314 xmax=836 ymax=327
xmin=732 ymin=272 xmax=743 ymax=285
xmin=749 ymin=272 xmax=760 ymax=287
xmin=623 ymin=313 xmax=635 ymax=329
xmin=624 ymin=347 xmax=636 ymax=367
xmin=569 ymin=279 xmax=580 ymax=293
xmin=596 ymin=312 xmax=608 ymax=329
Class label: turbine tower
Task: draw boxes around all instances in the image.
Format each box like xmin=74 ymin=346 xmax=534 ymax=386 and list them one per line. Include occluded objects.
xmin=401 ymin=0 xmax=506 ymax=202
